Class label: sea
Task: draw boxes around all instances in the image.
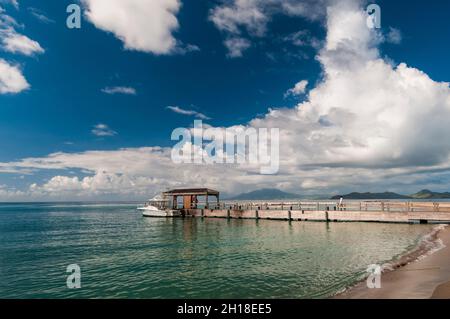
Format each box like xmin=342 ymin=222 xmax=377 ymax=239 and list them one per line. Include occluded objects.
xmin=0 ymin=202 xmax=437 ymax=299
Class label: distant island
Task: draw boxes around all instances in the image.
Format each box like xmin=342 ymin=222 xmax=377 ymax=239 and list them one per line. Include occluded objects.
xmin=229 ymin=188 xmax=301 ymax=200
xmin=410 ymin=189 xmax=450 ymax=199
xmin=330 ymin=192 xmax=410 ymax=200
xmin=331 ymin=189 xmax=450 ymax=200
xmin=228 ymin=188 xmax=450 ymax=201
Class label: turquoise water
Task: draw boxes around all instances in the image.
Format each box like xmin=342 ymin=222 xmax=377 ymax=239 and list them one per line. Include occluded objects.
xmin=0 ymin=203 xmax=434 ymax=299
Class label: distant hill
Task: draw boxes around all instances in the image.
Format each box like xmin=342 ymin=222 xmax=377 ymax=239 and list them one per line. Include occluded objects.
xmin=410 ymin=189 xmax=450 ymax=199
xmin=330 ymin=192 xmax=411 ymax=200
xmin=230 ymin=189 xmax=450 ymax=201
xmin=230 ymin=188 xmax=301 ymax=200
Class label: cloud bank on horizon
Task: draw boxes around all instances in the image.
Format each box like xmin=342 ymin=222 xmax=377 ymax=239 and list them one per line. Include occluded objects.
xmin=1 ymin=0 xmax=450 ymax=200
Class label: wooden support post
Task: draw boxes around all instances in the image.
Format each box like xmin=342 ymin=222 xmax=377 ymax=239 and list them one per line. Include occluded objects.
xmin=255 ymin=210 xmax=259 ymax=220
xmin=288 ymin=210 xmax=292 ymax=221
xmin=227 ymin=209 xmax=230 ymax=219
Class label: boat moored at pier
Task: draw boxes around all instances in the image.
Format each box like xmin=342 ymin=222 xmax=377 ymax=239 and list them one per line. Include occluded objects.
xmin=138 ymin=195 xmax=181 ymax=217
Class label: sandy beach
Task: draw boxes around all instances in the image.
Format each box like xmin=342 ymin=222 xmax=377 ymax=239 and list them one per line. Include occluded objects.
xmin=337 ymin=225 xmax=450 ymax=299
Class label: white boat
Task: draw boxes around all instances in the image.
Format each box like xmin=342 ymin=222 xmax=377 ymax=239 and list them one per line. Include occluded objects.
xmin=138 ymin=194 xmax=180 ymax=217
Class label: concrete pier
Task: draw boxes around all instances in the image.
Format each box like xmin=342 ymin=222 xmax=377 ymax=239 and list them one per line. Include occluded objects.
xmin=179 ymin=201 xmax=450 ymax=224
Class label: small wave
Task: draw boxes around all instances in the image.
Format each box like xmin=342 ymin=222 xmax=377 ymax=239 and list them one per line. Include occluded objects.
xmin=333 ymin=224 xmax=448 ymax=298
xmin=383 ymin=224 xmax=447 ymax=270
xmin=416 ymin=224 xmax=447 ymax=260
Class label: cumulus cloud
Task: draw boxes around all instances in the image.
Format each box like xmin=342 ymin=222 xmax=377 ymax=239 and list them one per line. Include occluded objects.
xmin=0 ymin=58 xmax=29 ymax=93
xmin=101 ymin=86 xmax=137 ymax=95
xmin=0 ymin=147 xmax=252 ymax=200
xmin=278 ymin=0 xmax=450 ymax=170
xmin=91 ymin=124 xmax=117 ymax=137
xmin=284 ymin=80 xmax=308 ymax=98
xmin=82 ymin=0 xmax=196 ymax=55
xmin=167 ymin=106 xmax=211 ymax=120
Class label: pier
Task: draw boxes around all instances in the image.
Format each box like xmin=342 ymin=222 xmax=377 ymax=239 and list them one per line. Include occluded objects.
xmin=181 ymin=201 xmax=450 ymax=224
xmin=156 ymin=188 xmax=450 ymax=224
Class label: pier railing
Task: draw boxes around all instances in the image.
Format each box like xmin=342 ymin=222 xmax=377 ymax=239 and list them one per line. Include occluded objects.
xmin=198 ymin=201 xmax=450 ymax=213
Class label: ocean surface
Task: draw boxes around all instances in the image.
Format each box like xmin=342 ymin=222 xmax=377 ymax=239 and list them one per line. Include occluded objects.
xmin=0 ymin=202 xmax=435 ymax=299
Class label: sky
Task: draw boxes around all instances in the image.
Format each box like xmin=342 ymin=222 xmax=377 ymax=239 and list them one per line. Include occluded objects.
xmin=1 ymin=0 xmax=450 ymax=201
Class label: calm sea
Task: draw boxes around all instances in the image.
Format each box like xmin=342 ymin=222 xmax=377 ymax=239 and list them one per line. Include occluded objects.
xmin=0 ymin=203 xmax=434 ymax=299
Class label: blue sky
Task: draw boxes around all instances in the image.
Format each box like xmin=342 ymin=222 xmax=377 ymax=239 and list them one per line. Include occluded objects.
xmin=1 ymin=0 xmax=450 ymax=200
xmin=1 ymin=0 xmax=321 ymax=158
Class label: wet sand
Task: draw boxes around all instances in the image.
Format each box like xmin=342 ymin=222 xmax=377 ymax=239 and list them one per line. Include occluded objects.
xmin=336 ymin=225 xmax=450 ymax=299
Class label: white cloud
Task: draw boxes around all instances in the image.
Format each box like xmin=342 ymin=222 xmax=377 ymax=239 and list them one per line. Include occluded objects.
xmin=101 ymin=86 xmax=137 ymax=95
xmin=283 ymin=30 xmax=321 ymax=49
xmin=167 ymin=106 xmax=211 ymax=120
xmin=284 ymin=80 xmax=308 ymax=98
xmin=0 ymin=0 xmax=18 ymax=9
xmin=246 ymin=0 xmax=450 ymax=175
xmin=386 ymin=27 xmax=402 ymax=44
xmin=0 ymin=7 xmax=45 ymax=56
xmin=224 ymin=37 xmax=251 ymax=58
xmin=172 ymin=43 xmax=200 ymax=55
xmin=91 ymin=124 xmax=118 ymax=137
xmin=209 ymin=0 xmax=328 ymax=57
xmin=209 ymin=0 xmax=268 ymax=37
xmin=28 ymin=7 xmax=54 ymax=24
xmin=0 ymin=58 xmax=29 ymax=94
xmin=0 ymin=147 xmax=247 ymax=200
xmin=0 ymin=30 xmax=44 ymax=55
xmin=210 ymin=0 xmax=326 ymax=36
xmin=82 ymin=0 xmax=195 ymax=55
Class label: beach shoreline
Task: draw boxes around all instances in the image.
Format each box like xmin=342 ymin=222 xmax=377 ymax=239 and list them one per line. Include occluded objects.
xmin=335 ymin=224 xmax=450 ymax=299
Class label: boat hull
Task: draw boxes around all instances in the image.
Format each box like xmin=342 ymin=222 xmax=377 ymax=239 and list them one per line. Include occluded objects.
xmin=138 ymin=206 xmax=180 ymax=217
